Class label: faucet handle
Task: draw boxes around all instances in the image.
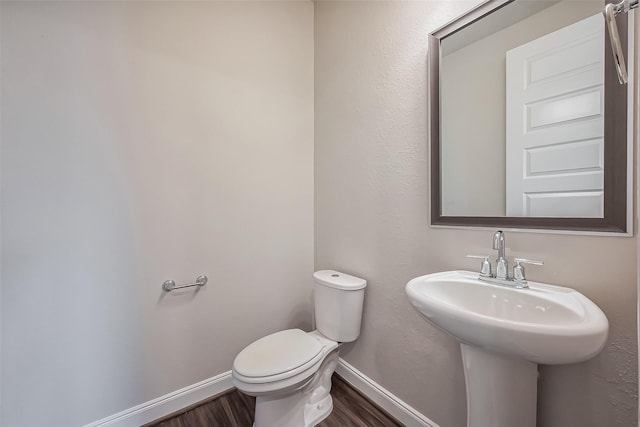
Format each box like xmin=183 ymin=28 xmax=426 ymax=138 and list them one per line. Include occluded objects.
xmin=513 ymin=258 xmax=544 ymax=283
xmin=514 ymin=258 xmax=544 ymax=266
xmin=466 ymin=254 xmax=492 ymax=277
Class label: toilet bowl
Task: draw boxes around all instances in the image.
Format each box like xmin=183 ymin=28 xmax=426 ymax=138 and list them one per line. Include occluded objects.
xmin=232 ymin=270 xmax=367 ymax=427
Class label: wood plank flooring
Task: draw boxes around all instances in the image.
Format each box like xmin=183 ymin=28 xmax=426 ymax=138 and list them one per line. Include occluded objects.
xmin=148 ymin=375 xmax=402 ymax=427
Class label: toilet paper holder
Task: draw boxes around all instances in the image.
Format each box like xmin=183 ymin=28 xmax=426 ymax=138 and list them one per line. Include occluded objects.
xmin=162 ymin=275 xmax=208 ymax=292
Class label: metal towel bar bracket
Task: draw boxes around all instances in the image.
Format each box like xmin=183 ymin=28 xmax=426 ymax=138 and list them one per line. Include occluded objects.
xmin=162 ymin=275 xmax=208 ymax=292
xmin=603 ymin=0 xmax=638 ymax=84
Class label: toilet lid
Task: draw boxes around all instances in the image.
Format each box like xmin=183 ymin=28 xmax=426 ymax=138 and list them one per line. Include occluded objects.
xmin=233 ymin=329 xmax=324 ymax=378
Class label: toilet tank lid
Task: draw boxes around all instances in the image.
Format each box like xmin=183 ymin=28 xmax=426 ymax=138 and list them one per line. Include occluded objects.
xmin=314 ymin=270 xmax=367 ymax=291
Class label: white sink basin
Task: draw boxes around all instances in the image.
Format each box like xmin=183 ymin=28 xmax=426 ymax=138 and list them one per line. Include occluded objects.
xmin=405 ymin=270 xmax=608 ymax=364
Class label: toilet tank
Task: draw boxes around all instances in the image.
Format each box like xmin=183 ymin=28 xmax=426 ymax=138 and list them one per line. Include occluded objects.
xmin=313 ymin=270 xmax=367 ymax=342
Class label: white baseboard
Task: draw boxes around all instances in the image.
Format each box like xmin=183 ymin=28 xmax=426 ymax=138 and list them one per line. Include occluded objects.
xmin=336 ymin=358 xmax=440 ymax=427
xmin=84 ymin=359 xmax=437 ymax=427
xmin=83 ymin=371 xmax=234 ymax=427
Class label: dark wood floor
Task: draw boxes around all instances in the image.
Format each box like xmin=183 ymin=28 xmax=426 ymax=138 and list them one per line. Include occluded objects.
xmin=147 ymin=375 xmax=402 ymax=427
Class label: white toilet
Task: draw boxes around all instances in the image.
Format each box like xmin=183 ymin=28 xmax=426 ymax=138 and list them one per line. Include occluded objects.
xmin=232 ymin=270 xmax=367 ymax=427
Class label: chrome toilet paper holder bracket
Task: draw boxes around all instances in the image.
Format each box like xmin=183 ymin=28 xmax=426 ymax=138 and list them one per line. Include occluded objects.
xmin=162 ymin=275 xmax=208 ymax=292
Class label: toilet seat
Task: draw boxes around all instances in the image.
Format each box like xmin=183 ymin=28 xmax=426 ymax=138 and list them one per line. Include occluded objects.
xmin=233 ymin=329 xmax=325 ymax=384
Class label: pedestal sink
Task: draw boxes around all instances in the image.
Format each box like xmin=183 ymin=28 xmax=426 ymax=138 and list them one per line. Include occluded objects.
xmin=405 ymin=270 xmax=608 ymax=427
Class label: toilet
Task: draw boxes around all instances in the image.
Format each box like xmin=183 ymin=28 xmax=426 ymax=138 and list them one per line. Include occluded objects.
xmin=232 ymin=270 xmax=367 ymax=427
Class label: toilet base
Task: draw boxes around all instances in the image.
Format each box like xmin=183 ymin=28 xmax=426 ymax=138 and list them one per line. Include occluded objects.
xmin=251 ymin=347 xmax=340 ymax=427
xmin=303 ymin=393 xmax=333 ymax=426
xmin=254 ymin=390 xmax=308 ymax=427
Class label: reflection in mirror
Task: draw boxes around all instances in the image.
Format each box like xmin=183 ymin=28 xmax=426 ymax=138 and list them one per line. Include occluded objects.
xmin=431 ymin=0 xmax=632 ymax=233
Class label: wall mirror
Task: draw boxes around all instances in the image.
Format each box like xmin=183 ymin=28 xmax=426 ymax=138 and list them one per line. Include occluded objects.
xmin=430 ymin=0 xmax=633 ymax=234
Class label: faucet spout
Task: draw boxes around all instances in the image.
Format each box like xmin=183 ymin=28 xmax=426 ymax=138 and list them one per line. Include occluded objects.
xmin=492 ymin=230 xmax=508 ymax=279
xmin=492 ymin=230 xmax=505 ymax=259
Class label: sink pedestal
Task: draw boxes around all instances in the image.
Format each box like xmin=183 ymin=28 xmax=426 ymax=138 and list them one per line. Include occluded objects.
xmin=461 ymin=344 xmax=537 ymax=427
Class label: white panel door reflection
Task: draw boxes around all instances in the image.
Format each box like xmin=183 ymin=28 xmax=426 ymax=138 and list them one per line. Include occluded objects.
xmin=506 ymin=13 xmax=604 ymax=217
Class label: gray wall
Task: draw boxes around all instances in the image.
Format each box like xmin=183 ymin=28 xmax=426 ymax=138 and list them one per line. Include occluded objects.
xmin=1 ymin=2 xmax=314 ymax=425
xmin=315 ymin=1 xmax=638 ymax=426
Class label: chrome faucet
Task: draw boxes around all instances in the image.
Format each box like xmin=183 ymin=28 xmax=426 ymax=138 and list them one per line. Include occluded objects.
xmin=466 ymin=230 xmax=543 ymax=289
xmin=492 ymin=230 xmax=505 ymax=259
xmin=493 ymin=230 xmax=508 ymax=280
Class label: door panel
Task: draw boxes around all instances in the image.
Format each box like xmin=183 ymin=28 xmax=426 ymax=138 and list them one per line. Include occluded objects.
xmin=506 ymin=13 xmax=604 ymax=217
